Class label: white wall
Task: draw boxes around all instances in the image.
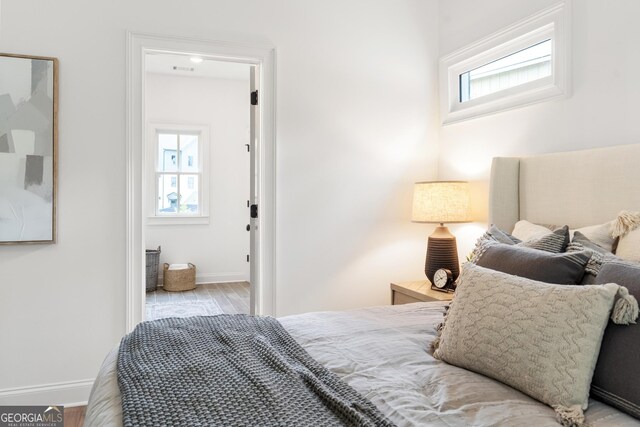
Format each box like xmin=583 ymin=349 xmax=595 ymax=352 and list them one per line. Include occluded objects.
xmin=438 ymin=0 xmax=640 ymax=259
xmin=145 ymin=73 xmax=250 ymax=284
xmin=0 ymin=0 xmax=440 ymax=404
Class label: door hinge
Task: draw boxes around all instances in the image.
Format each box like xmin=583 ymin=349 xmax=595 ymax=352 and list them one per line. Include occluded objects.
xmin=251 ymin=90 xmax=258 ymax=106
xmin=246 ymin=254 xmax=250 ymax=262
xmin=250 ymin=204 xmax=258 ymax=219
xmin=245 ymin=143 xmax=250 ymax=152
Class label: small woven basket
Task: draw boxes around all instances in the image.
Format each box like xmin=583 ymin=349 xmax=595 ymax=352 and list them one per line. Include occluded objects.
xmin=163 ymin=263 xmax=196 ymax=292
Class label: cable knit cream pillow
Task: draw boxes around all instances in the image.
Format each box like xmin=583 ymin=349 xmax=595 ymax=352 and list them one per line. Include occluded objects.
xmin=432 ymin=263 xmax=638 ymax=427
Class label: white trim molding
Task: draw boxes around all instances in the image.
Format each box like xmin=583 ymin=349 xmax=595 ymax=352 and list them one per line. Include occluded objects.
xmin=157 ymin=272 xmax=249 ymax=285
xmin=126 ymin=32 xmax=277 ymax=332
xmin=440 ymin=1 xmax=571 ymax=124
xmin=147 ymin=216 xmax=210 ymax=225
xmin=194 ymin=273 xmax=249 ymax=284
xmin=0 ymin=379 xmax=94 ymax=406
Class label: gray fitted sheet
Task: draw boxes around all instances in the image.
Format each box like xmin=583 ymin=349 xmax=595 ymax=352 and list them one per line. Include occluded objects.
xmin=86 ymin=302 xmax=640 ymax=426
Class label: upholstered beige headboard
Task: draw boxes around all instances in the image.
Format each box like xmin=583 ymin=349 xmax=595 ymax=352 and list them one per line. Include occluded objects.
xmin=489 ymin=144 xmax=640 ymax=232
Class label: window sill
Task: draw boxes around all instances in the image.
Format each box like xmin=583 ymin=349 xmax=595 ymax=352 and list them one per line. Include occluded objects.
xmin=147 ymin=216 xmax=210 ymax=226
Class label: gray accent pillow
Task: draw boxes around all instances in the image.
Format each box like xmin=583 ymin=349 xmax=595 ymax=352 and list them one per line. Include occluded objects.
xmin=474 ymin=240 xmax=590 ymax=284
xmin=591 ymin=262 xmax=640 ymax=420
xmin=486 ymin=224 xmax=521 ymax=244
xmin=469 ymin=224 xmax=566 ymax=262
xmin=567 ymin=231 xmax=621 ymax=278
xmin=468 ymin=226 xmax=516 ymax=262
xmin=573 ymin=231 xmax=611 ymax=254
xmin=433 ymin=263 xmax=632 ymax=427
xmin=517 ymin=225 xmax=570 ymax=253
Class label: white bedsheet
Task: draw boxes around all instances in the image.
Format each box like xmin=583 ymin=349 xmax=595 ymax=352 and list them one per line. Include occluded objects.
xmin=85 ymin=302 xmax=640 ymax=426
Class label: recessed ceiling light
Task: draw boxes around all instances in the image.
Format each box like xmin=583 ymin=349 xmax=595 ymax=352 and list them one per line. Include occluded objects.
xmin=190 ymin=57 xmax=203 ymax=64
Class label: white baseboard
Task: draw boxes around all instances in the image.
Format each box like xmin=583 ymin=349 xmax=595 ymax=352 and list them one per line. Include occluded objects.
xmin=195 ymin=273 xmax=249 ymax=284
xmin=157 ymin=272 xmax=249 ymax=286
xmin=0 ymin=378 xmax=94 ymax=406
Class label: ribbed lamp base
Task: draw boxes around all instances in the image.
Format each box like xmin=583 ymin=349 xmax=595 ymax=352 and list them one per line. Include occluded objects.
xmin=425 ymin=226 xmax=460 ymax=284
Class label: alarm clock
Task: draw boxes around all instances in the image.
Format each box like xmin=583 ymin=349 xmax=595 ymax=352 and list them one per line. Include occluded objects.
xmin=432 ymin=268 xmax=455 ymax=293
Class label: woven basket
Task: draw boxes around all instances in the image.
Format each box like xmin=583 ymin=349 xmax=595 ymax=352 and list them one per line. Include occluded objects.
xmin=163 ymin=263 xmax=196 ymax=292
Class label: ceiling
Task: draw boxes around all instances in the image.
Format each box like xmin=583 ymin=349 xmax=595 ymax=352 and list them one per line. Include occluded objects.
xmin=145 ymin=53 xmax=251 ymax=81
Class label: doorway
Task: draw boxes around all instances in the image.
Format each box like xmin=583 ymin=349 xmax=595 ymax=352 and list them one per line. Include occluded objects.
xmin=125 ymin=33 xmax=276 ymax=331
xmin=143 ymin=53 xmax=253 ymax=320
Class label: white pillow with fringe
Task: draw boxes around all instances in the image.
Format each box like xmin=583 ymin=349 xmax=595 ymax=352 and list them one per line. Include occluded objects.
xmin=612 ymin=211 xmax=640 ymax=262
xmin=432 ymin=263 xmax=638 ymax=427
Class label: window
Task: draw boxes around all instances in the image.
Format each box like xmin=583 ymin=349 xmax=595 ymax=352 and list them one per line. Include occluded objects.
xmin=459 ymin=39 xmax=552 ymax=103
xmin=147 ymin=124 xmax=209 ymax=224
xmin=157 ymin=132 xmax=201 ymax=215
xmin=440 ymin=2 xmax=569 ymax=124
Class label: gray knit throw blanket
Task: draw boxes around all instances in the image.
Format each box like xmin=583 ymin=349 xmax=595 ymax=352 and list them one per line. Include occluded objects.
xmin=117 ymin=314 xmax=395 ymax=427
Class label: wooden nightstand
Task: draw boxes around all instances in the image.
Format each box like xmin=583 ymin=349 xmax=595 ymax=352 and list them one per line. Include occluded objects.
xmin=390 ymin=280 xmax=454 ymax=305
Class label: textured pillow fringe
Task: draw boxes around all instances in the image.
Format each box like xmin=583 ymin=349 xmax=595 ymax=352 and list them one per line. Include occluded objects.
xmin=611 ymin=286 xmax=639 ymax=325
xmin=611 ymin=211 xmax=640 ymax=238
xmin=553 ymin=405 xmax=586 ymax=427
xmin=468 ymin=237 xmax=495 ymax=264
xmin=430 ymin=307 xmax=449 ymax=358
xmin=431 ymin=320 xmax=444 ymax=358
xmin=431 ymin=337 xmax=441 ymax=359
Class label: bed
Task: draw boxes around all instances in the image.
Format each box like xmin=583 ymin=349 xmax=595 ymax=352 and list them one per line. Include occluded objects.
xmin=86 ymin=144 xmax=640 ymax=426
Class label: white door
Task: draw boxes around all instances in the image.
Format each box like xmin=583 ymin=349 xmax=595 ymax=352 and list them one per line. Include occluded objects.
xmin=249 ymin=65 xmax=260 ymax=315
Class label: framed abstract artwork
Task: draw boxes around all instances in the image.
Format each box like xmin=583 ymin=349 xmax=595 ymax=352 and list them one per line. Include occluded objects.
xmin=0 ymin=53 xmax=58 ymax=244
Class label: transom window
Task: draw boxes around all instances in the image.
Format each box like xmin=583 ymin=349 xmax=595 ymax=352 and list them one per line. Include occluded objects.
xmin=440 ymin=2 xmax=569 ymax=124
xmin=459 ymin=39 xmax=552 ymax=103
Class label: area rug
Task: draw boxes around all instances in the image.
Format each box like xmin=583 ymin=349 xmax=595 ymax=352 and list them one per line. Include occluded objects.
xmin=146 ymin=301 xmax=223 ymax=321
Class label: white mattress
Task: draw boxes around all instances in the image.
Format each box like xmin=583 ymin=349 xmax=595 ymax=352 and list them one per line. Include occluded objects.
xmin=85 ymin=303 xmax=640 ymax=426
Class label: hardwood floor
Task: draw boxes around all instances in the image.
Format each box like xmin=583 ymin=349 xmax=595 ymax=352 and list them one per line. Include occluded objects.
xmin=64 ymin=406 xmax=85 ymax=427
xmin=146 ymin=282 xmax=250 ymax=321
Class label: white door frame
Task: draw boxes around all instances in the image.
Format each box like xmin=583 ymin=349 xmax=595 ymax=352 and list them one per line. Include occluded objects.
xmin=125 ymin=32 xmax=277 ymax=332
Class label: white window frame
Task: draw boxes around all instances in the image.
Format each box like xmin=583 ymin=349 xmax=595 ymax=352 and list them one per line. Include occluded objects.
xmin=146 ymin=123 xmax=210 ymax=225
xmin=440 ymin=1 xmax=571 ymax=125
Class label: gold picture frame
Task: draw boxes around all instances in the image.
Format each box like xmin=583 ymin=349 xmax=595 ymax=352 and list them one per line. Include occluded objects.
xmin=0 ymin=53 xmax=58 ymax=244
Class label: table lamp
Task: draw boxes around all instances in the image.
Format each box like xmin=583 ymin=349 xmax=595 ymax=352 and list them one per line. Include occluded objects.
xmin=412 ymin=181 xmax=471 ymax=283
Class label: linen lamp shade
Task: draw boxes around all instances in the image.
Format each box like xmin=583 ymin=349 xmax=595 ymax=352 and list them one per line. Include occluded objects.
xmin=412 ymin=181 xmax=471 ymax=223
